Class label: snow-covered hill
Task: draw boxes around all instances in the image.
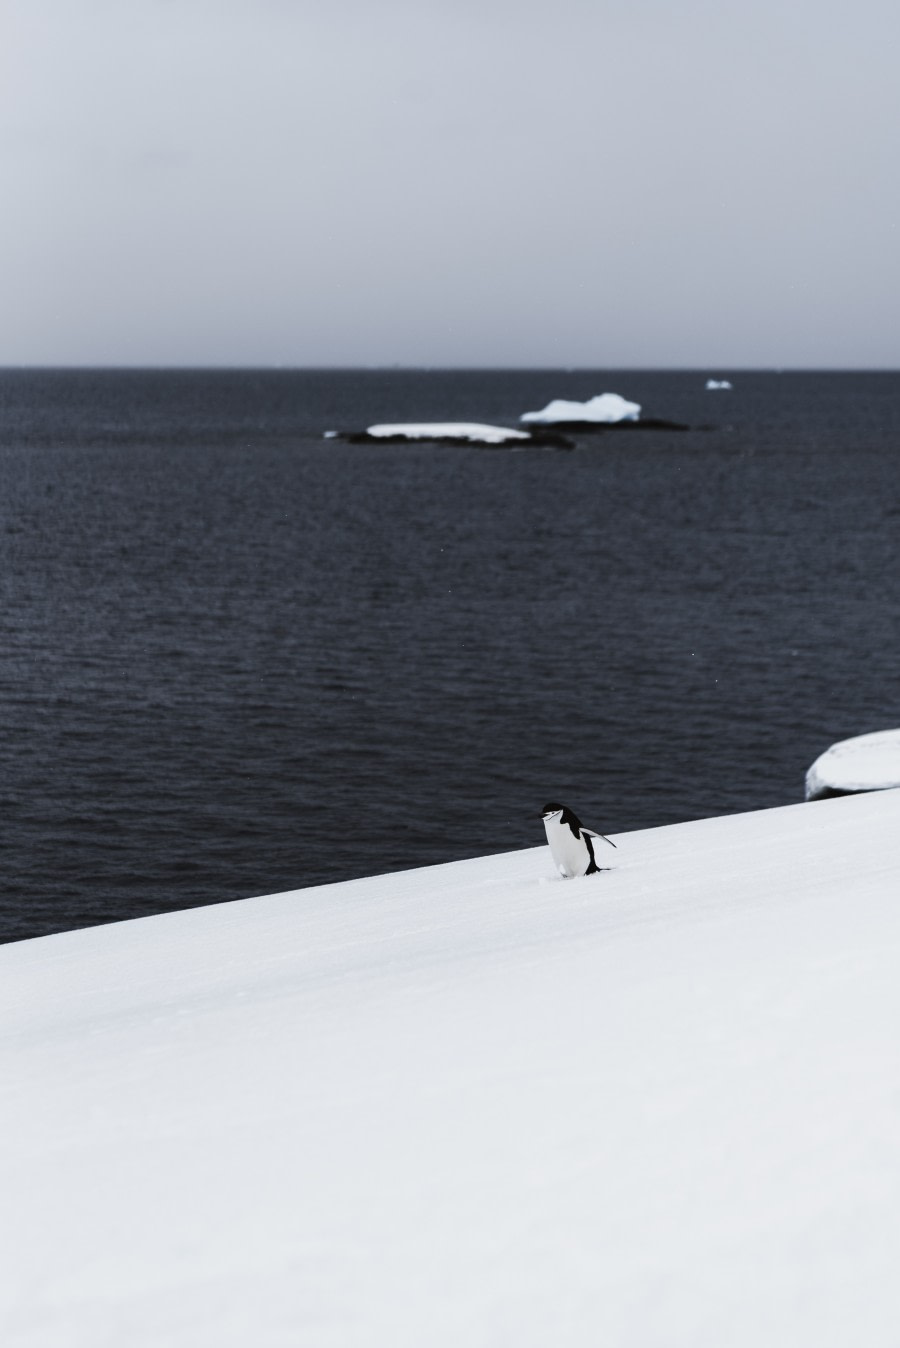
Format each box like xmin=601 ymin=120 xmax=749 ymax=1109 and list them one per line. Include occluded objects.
xmin=3 ymin=789 xmax=900 ymax=1346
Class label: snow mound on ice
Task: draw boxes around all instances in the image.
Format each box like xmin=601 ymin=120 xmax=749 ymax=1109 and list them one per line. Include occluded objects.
xmin=365 ymin=422 xmax=530 ymax=444
xmin=805 ymin=727 xmax=900 ymax=799
xmin=520 ymin=392 xmax=641 ymax=424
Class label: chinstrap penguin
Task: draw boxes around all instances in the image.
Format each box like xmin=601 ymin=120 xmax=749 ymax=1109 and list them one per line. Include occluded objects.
xmin=540 ymin=802 xmax=617 ymax=878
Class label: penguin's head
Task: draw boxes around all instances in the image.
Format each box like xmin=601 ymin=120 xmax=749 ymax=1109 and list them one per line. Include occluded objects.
xmin=541 ymin=802 xmax=583 ymax=834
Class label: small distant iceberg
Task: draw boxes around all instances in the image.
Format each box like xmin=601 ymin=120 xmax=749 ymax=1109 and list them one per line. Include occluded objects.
xmin=521 ymin=393 xmax=641 ymax=425
xmin=705 ymin=379 xmax=733 ymax=390
xmin=328 ymin=422 xmax=573 ymax=449
xmin=805 ymin=728 xmax=900 ymax=801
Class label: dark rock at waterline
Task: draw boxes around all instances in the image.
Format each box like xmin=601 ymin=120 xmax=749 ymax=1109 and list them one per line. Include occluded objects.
xmin=325 ymin=415 xmax=696 ymax=449
xmin=542 ymin=416 xmax=692 ymax=433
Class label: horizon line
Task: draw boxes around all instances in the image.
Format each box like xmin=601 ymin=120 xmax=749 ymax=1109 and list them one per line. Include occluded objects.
xmin=1 ymin=363 xmax=899 ymax=375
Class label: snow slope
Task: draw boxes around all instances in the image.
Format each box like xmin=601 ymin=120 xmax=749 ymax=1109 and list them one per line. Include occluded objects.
xmin=3 ymin=789 xmax=900 ymax=1347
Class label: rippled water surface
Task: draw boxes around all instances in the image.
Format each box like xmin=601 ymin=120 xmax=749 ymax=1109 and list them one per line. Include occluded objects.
xmin=1 ymin=369 xmax=898 ymax=941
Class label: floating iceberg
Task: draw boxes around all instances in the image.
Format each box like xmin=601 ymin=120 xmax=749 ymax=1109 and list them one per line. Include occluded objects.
xmin=805 ymin=728 xmax=900 ymax=800
xmin=520 ymin=392 xmax=641 ymax=425
xmin=705 ymin=379 xmax=733 ymax=390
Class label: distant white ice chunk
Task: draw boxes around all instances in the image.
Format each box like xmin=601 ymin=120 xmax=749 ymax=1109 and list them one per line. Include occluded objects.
xmin=705 ymin=379 xmax=733 ymax=390
xmin=805 ymin=728 xmax=900 ymax=800
xmin=366 ymin=422 xmax=531 ymax=444
xmin=520 ymin=392 xmax=641 ymax=424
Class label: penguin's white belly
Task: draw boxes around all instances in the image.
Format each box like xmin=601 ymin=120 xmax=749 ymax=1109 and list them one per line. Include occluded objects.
xmin=543 ymin=818 xmax=591 ymax=878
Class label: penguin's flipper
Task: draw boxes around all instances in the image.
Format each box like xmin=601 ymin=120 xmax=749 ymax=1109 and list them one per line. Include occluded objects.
xmin=583 ymin=828 xmax=617 ymax=849
xmin=582 ymin=833 xmax=600 ymax=875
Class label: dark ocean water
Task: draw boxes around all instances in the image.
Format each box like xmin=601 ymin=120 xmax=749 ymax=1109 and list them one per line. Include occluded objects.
xmin=1 ymin=368 xmax=898 ymax=943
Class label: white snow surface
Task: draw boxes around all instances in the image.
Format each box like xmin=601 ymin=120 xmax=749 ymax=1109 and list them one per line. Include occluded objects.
xmin=805 ymin=727 xmax=900 ymax=799
xmin=4 ymin=789 xmax=900 ymax=1346
xmin=364 ymin=422 xmax=530 ymax=443
xmin=520 ymin=392 xmax=641 ymax=424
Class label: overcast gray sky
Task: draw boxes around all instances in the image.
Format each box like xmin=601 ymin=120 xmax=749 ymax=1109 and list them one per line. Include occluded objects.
xmin=3 ymin=0 xmax=899 ymax=366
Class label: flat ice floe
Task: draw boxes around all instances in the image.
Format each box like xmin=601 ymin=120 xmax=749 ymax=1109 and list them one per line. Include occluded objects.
xmin=805 ymin=727 xmax=900 ymax=799
xmin=4 ymin=789 xmax=900 ymax=1344
xmin=520 ymin=392 xmax=641 ymax=424
xmin=705 ymin=378 xmax=733 ymax=389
